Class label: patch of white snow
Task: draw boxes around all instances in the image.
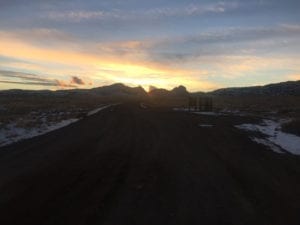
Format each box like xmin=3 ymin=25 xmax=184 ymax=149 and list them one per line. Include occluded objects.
xmin=87 ymin=105 xmax=111 ymax=116
xmin=194 ymin=112 xmax=224 ymax=116
xmin=236 ymin=119 xmax=300 ymax=155
xmin=198 ymin=124 xmax=214 ymax=128
xmin=0 ymin=119 xmax=79 ymax=147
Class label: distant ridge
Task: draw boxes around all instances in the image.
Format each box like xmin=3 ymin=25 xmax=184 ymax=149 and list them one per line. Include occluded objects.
xmin=1 ymin=80 xmax=300 ymax=98
xmin=149 ymin=85 xmax=189 ymax=98
xmin=209 ymin=80 xmax=300 ymax=97
xmin=0 ymin=83 xmax=148 ymax=99
xmin=1 ymin=80 xmax=300 ymax=111
xmin=90 ymin=83 xmax=148 ymax=98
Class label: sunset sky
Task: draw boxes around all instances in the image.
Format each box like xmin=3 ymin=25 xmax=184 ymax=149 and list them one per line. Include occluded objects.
xmin=0 ymin=0 xmax=300 ymax=91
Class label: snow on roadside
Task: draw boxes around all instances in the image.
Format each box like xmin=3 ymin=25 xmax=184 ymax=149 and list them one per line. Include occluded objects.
xmin=251 ymin=137 xmax=284 ymax=154
xmin=199 ymin=124 xmax=214 ymax=128
xmin=194 ymin=110 xmax=250 ymax=117
xmin=0 ymin=104 xmax=113 ymax=148
xmin=173 ymin=108 xmax=248 ymax=116
xmin=0 ymin=119 xmax=79 ymax=147
xmin=173 ymin=108 xmax=225 ymax=115
xmin=194 ymin=112 xmax=225 ymax=116
xmin=236 ymin=119 xmax=300 ymax=155
xmin=87 ymin=105 xmax=111 ymax=116
xmin=173 ymin=107 xmax=190 ymax=112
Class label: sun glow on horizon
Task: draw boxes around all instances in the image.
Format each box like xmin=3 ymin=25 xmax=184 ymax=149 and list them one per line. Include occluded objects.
xmin=1 ymin=1 xmax=300 ymax=92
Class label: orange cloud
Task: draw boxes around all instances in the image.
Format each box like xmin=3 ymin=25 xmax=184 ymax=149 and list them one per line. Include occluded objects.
xmin=0 ymin=31 xmax=190 ymax=75
xmin=0 ymin=30 xmax=212 ymax=91
xmin=54 ymin=80 xmax=76 ymax=88
xmin=6 ymin=30 xmax=299 ymax=92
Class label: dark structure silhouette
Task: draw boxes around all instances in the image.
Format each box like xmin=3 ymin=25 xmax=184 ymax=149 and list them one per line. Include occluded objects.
xmin=188 ymin=96 xmax=213 ymax=111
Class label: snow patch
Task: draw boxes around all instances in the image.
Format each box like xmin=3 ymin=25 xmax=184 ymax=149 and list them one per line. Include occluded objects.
xmin=173 ymin=107 xmax=251 ymax=117
xmin=87 ymin=105 xmax=111 ymax=116
xmin=0 ymin=104 xmax=114 ymax=148
xmin=173 ymin=107 xmax=190 ymax=112
xmin=194 ymin=112 xmax=224 ymax=116
xmin=236 ymin=119 xmax=300 ymax=155
xmin=140 ymin=103 xmax=147 ymax=109
xmin=0 ymin=119 xmax=78 ymax=147
xmin=251 ymin=137 xmax=284 ymax=154
xmin=199 ymin=124 xmax=214 ymax=128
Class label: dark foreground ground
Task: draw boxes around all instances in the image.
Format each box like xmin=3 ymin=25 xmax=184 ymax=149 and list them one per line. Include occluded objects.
xmin=0 ymin=103 xmax=300 ymax=225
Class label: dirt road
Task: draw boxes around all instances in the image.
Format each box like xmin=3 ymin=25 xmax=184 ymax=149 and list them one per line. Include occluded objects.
xmin=0 ymin=104 xmax=300 ymax=225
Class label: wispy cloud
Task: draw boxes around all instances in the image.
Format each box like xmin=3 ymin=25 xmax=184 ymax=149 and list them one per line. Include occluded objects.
xmin=144 ymin=2 xmax=239 ymax=17
xmin=0 ymin=70 xmax=88 ymax=88
xmin=47 ymin=10 xmax=110 ymax=22
xmin=0 ymin=29 xmax=74 ymax=48
xmin=1 ymin=22 xmax=300 ymax=91
xmin=152 ymin=24 xmax=300 ymax=50
xmin=45 ymin=2 xmax=239 ymax=22
xmin=0 ymin=30 xmax=196 ymax=77
xmin=146 ymin=24 xmax=300 ymax=66
xmin=0 ymin=80 xmax=60 ymax=87
xmin=0 ymin=70 xmax=58 ymax=85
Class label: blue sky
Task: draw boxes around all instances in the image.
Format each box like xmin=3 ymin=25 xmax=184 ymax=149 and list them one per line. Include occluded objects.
xmin=0 ymin=0 xmax=299 ymax=91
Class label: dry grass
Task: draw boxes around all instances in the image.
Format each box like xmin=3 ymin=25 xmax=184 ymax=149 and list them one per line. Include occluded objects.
xmin=0 ymin=94 xmax=112 ymax=125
